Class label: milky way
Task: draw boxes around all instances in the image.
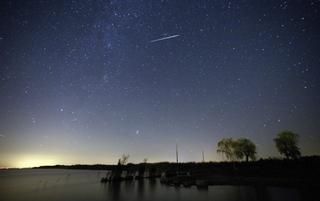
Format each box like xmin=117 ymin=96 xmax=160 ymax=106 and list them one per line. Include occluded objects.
xmin=0 ymin=0 xmax=320 ymax=167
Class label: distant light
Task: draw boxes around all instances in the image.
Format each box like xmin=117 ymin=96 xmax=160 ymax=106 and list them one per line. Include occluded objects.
xmin=14 ymin=156 xmax=58 ymax=168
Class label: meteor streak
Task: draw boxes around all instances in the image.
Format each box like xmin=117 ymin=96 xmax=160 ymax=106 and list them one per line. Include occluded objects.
xmin=149 ymin=34 xmax=180 ymax=43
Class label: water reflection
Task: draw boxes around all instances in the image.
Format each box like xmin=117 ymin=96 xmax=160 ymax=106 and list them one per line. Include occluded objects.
xmin=0 ymin=169 xmax=315 ymax=201
xmin=254 ymin=185 xmax=268 ymax=201
xmin=137 ymin=179 xmax=144 ymax=199
xmin=108 ymin=182 xmax=121 ymax=201
xmin=300 ymin=186 xmax=317 ymax=201
xmin=149 ymin=178 xmax=156 ymax=193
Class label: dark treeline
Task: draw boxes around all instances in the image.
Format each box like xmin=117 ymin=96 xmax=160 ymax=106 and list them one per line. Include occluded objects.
xmin=35 ymin=156 xmax=320 ymax=179
xmin=34 ymin=164 xmax=115 ymax=170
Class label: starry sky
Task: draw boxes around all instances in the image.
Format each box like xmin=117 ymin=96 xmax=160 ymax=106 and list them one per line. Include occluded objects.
xmin=0 ymin=0 xmax=320 ymax=168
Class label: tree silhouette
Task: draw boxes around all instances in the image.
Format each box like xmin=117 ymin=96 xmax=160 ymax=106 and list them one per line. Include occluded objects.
xmin=217 ymin=138 xmax=235 ymax=161
xmin=119 ymin=154 xmax=130 ymax=165
xmin=233 ymin=138 xmax=257 ymax=162
xmin=217 ymin=138 xmax=257 ymax=161
xmin=274 ymin=131 xmax=301 ymax=159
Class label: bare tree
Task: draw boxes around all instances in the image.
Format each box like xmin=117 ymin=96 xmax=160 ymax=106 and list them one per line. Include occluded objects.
xmin=119 ymin=154 xmax=130 ymax=165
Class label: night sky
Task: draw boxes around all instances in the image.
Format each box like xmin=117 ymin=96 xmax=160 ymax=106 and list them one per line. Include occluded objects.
xmin=1 ymin=0 xmax=320 ymax=168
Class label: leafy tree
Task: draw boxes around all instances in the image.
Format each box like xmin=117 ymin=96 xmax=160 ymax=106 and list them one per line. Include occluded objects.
xmin=274 ymin=131 xmax=301 ymax=159
xmin=233 ymin=138 xmax=257 ymax=162
xmin=217 ymin=138 xmax=257 ymax=162
xmin=217 ymin=138 xmax=235 ymax=161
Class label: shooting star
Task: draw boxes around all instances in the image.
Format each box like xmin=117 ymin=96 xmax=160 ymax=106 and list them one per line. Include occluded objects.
xmin=149 ymin=34 xmax=180 ymax=43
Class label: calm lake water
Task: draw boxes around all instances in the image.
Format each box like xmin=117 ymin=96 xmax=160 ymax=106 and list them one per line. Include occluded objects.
xmin=0 ymin=169 xmax=314 ymax=201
